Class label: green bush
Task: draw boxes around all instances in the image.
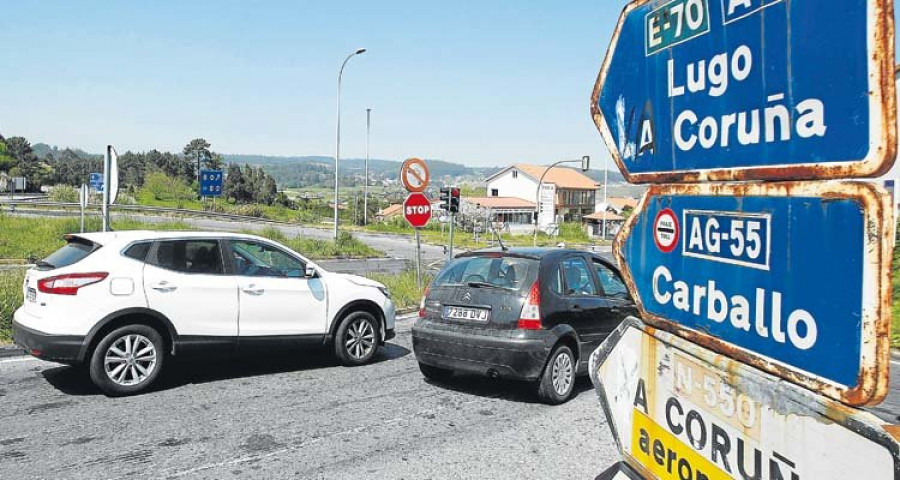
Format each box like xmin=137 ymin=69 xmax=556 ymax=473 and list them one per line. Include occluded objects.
xmin=0 ymin=270 xmax=25 ymax=343
xmin=369 ymin=270 xmax=431 ymax=310
xmin=49 ymin=185 xmax=80 ymax=203
xmin=140 ymin=171 xmax=195 ymax=205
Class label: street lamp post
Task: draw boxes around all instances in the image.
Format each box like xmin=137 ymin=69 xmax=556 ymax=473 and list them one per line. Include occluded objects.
xmin=364 ymin=108 xmax=371 ymax=226
xmin=533 ymin=156 xmax=590 ymax=247
xmin=334 ymin=47 xmax=367 ymax=240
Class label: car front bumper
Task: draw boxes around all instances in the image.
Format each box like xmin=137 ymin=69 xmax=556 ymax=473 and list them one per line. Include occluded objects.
xmin=411 ymin=319 xmax=552 ymax=381
xmin=12 ymin=319 xmax=85 ymax=365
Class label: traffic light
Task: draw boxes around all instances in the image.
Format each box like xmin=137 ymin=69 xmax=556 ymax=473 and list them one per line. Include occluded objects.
xmin=449 ymin=187 xmax=460 ymax=213
xmin=439 ymin=187 xmax=450 ymax=211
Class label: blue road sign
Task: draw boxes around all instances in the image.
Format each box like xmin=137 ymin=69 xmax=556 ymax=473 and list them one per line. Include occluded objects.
xmin=89 ymin=172 xmax=103 ymax=192
xmin=591 ymin=0 xmax=895 ymax=183
xmin=614 ymin=182 xmax=892 ymax=405
xmin=200 ymin=169 xmax=223 ymax=197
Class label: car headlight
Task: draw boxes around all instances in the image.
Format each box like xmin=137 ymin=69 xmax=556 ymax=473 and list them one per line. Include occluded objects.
xmin=377 ymin=286 xmax=391 ymax=299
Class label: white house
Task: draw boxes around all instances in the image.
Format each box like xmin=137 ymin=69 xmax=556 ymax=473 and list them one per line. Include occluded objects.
xmin=485 ymin=164 xmax=600 ymax=229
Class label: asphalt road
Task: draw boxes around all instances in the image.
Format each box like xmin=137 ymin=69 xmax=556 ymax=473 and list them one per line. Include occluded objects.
xmin=0 ymin=315 xmax=620 ymax=480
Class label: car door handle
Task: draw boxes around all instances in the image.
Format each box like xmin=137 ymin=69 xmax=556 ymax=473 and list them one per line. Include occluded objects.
xmin=150 ymin=281 xmax=177 ymax=293
xmin=572 ymin=304 xmax=582 ymax=310
xmin=241 ymin=285 xmax=264 ymax=296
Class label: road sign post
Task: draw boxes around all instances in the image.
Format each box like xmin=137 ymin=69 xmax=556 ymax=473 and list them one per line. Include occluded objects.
xmin=79 ymin=184 xmax=88 ymax=233
xmin=401 ymin=159 xmax=432 ymax=287
xmin=591 ymin=0 xmax=896 ymax=183
xmin=590 ymin=0 xmax=899 ymax=476
xmin=591 ymin=318 xmax=900 ymax=480
xmin=404 ymin=191 xmax=432 ymax=288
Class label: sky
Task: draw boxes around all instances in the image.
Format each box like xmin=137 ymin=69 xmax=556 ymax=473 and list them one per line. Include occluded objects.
xmin=1 ymin=1 xmax=897 ymax=169
xmin=0 ymin=1 xmax=634 ymax=168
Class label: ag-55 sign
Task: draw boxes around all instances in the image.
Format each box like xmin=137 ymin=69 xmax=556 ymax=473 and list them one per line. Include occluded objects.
xmin=614 ymin=182 xmax=893 ymax=406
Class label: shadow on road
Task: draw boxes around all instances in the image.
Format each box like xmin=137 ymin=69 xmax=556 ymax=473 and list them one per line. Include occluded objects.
xmin=41 ymin=342 xmax=411 ymax=396
xmin=423 ymin=373 xmax=593 ymax=404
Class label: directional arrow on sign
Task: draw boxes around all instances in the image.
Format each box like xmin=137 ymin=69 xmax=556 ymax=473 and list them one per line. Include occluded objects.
xmin=614 ymin=181 xmax=893 ymax=406
xmin=590 ymin=318 xmax=900 ymax=480
xmin=590 ymin=0 xmax=896 ymax=183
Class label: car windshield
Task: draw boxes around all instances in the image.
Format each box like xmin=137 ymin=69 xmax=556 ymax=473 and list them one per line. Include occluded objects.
xmin=432 ymin=255 xmax=535 ymax=291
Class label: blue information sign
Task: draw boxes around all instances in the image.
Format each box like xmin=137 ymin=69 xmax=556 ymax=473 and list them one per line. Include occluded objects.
xmin=615 ymin=182 xmax=891 ymax=405
xmin=591 ymin=0 xmax=895 ymax=183
xmin=200 ymin=169 xmax=223 ymax=197
xmin=89 ymin=172 xmax=103 ymax=192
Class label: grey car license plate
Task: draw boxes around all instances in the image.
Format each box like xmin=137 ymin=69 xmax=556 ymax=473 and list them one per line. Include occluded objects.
xmin=26 ymin=287 xmax=36 ymax=302
xmin=443 ymin=306 xmax=489 ymax=322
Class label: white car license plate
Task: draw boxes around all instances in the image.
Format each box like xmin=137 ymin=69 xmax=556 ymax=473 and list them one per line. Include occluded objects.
xmin=26 ymin=287 xmax=36 ymax=302
xmin=443 ymin=306 xmax=489 ymax=322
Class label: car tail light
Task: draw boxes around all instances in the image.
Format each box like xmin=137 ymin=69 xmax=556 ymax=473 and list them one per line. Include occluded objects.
xmin=37 ymin=272 xmax=108 ymax=295
xmin=518 ymin=281 xmax=542 ymax=330
xmin=418 ymin=286 xmax=430 ymax=319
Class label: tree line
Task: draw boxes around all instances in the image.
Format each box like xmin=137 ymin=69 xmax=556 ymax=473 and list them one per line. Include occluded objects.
xmin=0 ymin=134 xmax=283 ymax=206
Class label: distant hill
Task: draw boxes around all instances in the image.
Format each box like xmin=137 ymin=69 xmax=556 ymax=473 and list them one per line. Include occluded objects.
xmin=32 ymin=143 xmax=99 ymax=160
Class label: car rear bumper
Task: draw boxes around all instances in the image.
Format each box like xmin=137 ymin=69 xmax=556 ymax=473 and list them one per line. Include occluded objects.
xmin=12 ymin=320 xmax=85 ymax=365
xmin=411 ymin=320 xmax=551 ymax=381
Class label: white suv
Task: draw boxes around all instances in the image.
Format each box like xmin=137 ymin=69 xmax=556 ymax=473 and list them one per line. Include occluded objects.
xmin=12 ymin=230 xmax=396 ymax=396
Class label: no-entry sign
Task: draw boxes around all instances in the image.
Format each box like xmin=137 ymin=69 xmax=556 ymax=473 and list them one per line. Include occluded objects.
xmin=615 ymin=182 xmax=893 ymax=406
xmin=400 ymin=158 xmax=431 ymax=193
xmin=403 ymin=192 xmax=432 ymax=228
xmin=590 ymin=319 xmax=900 ymax=480
xmin=590 ymin=0 xmax=896 ymax=183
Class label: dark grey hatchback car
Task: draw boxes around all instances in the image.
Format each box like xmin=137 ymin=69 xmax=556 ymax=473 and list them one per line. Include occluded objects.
xmin=412 ymin=248 xmax=637 ymax=404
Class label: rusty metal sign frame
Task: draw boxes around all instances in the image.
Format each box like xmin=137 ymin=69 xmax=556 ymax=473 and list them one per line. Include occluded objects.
xmin=613 ymin=181 xmax=893 ymax=406
xmin=589 ymin=0 xmax=897 ymax=184
xmin=589 ymin=318 xmax=900 ymax=479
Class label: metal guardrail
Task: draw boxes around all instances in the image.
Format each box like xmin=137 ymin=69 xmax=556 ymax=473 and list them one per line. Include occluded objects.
xmin=4 ymin=201 xmax=302 ymax=226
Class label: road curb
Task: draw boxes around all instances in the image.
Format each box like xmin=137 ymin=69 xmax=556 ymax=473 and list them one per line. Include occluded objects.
xmin=0 ymin=344 xmax=24 ymax=359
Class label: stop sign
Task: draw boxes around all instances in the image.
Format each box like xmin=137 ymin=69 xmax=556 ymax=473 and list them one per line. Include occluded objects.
xmin=403 ymin=192 xmax=432 ymax=228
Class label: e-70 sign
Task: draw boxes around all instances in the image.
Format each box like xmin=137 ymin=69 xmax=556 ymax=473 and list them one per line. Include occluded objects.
xmin=591 ymin=0 xmax=896 ymax=183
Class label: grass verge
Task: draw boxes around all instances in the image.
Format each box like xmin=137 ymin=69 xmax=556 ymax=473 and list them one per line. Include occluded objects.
xmin=0 ymin=270 xmax=24 ymax=344
xmin=369 ymin=270 xmax=431 ymax=311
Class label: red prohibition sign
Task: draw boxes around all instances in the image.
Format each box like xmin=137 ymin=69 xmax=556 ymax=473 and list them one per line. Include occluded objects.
xmin=653 ymin=208 xmax=679 ymax=253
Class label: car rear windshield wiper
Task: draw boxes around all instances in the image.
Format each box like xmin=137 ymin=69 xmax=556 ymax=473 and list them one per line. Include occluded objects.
xmin=466 ymin=281 xmax=512 ymax=290
xmin=34 ymin=260 xmax=56 ymax=270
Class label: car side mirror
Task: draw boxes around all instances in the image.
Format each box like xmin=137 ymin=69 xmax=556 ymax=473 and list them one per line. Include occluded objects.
xmin=305 ymin=265 xmax=317 ymax=278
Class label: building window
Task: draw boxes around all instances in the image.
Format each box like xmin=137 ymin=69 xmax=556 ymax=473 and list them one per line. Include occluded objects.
xmin=491 ymin=188 xmax=499 ymax=197
xmin=512 ymin=170 xmax=518 ymax=179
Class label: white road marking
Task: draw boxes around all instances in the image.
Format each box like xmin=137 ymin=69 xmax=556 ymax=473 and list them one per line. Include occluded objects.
xmin=0 ymin=355 xmax=39 ymax=364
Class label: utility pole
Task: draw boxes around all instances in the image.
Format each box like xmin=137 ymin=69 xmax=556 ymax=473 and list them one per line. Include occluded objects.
xmin=602 ymin=155 xmax=608 ymax=240
xmin=364 ymin=108 xmax=371 ymax=226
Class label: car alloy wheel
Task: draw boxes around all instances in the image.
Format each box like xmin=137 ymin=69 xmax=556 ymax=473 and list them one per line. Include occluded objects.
xmin=344 ymin=318 xmax=375 ymax=360
xmin=104 ymin=333 xmax=158 ymax=386
xmin=551 ymin=350 xmax=573 ymax=396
